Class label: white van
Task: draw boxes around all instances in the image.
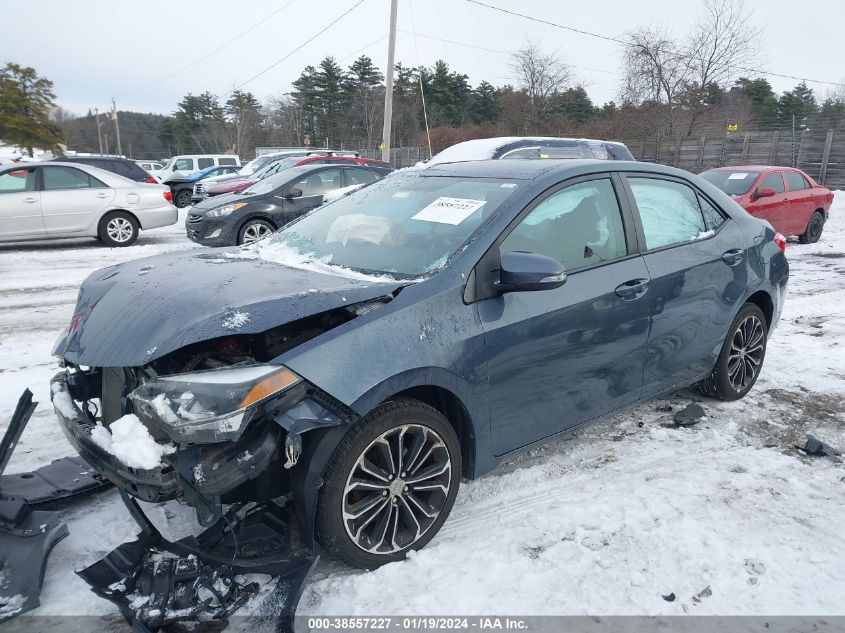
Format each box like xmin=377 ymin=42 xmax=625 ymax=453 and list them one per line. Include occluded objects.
xmin=150 ymin=155 xmax=240 ymax=182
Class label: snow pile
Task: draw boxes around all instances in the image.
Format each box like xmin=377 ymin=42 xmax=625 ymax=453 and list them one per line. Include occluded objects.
xmin=90 ymin=414 xmax=175 ymax=470
xmin=222 ymin=310 xmax=250 ymax=330
xmin=230 ymin=240 xmax=411 ymax=284
xmin=321 ymin=183 xmax=364 ymax=204
xmin=0 ymin=594 xmax=25 ymax=619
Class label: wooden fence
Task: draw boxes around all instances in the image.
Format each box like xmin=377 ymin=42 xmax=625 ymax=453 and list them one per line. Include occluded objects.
xmin=624 ymin=129 xmax=843 ymax=188
xmin=368 ymin=129 xmax=844 ymax=189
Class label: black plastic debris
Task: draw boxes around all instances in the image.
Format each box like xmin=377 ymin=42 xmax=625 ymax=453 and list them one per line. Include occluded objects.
xmin=77 ymin=491 xmax=317 ymax=632
xmin=662 ymin=592 xmax=676 ymax=602
xmin=798 ymin=435 xmax=841 ymax=459
xmin=0 ymin=391 xmax=70 ymax=623
xmin=0 ymin=455 xmax=110 ymax=505
xmin=674 ymin=403 xmax=706 ymax=427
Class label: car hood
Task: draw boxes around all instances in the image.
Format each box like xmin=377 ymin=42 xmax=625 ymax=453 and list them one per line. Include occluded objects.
xmin=60 ymin=249 xmax=404 ymax=367
xmin=208 ymin=178 xmax=253 ymax=191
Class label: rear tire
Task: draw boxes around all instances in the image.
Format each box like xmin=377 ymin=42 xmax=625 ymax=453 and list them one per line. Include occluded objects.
xmin=174 ymin=189 xmax=193 ymax=208
xmin=98 ymin=211 xmax=139 ymax=247
xmin=799 ymin=211 xmax=824 ymax=244
xmin=237 ymin=218 xmax=275 ymax=245
xmin=697 ymin=303 xmax=768 ymax=401
xmin=316 ymin=398 xmax=461 ymax=569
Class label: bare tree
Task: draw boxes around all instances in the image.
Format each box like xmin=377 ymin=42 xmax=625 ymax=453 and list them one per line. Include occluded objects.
xmin=621 ymin=27 xmax=690 ymax=135
xmin=510 ymin=40 xmax=573 ymax=132
xmin=682 ymin=0 xmax=761 ymax=134
xmin=621 ymin=0 xmax=760 ymax=136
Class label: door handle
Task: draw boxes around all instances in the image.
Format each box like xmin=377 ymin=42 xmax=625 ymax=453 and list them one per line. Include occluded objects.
xmin=722 ymin=249 xmax=744 ymax=266
xmin=95 ymin=192 xmax=110 ymax=198
xmin=23 ymin=197 xmax=38 ymax=203
xmin=615 ymin=278 xmax=649 ymax=300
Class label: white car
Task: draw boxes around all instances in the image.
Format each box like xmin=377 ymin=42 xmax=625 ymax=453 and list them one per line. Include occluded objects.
xmin=0 ymin=162 xmax=177 ymax=247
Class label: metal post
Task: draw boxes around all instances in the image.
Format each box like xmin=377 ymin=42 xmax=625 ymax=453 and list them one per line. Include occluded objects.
xmin=94 ymin=109 xmax=104 ymax=155
xmin=819 ymin=130 xmax=834 ymax=184
xmin=112 ymin=99 xmax=122 ymax=156
xmin=381 ymin=0 xmax=398 ymax=162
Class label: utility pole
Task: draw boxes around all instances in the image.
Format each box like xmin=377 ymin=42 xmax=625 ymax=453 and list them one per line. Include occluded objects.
xmin=112 ymin=99 xmax=122 ymax=157
xmin=94 ymin=109 xmax=105 ymax=155
xmin=381 ymin=0 xmax=398 ymax=163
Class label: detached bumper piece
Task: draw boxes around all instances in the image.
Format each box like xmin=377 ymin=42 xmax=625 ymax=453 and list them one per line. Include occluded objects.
xmin=0 ymin=390 xmax=70 ymax=623
xmin=0 ymin=455 xmax=110 ymax=505
xmin=77 ymin=491 xmax=317 ymax=633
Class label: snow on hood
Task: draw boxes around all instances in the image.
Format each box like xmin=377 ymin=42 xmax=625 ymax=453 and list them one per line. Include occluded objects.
xmin=60 ymin=248 xmax=405 ymax=367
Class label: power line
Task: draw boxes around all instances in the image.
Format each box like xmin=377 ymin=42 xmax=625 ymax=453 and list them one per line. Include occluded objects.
xmin=464 ymin=0 xmax=845 ymax=88
xmin=228 ymin=0 xmax=366 ymax=94
xmin=396 ymin=29 xmax=616 ymax=76
xmin=116 ymin=0 xmax=299 ymax=99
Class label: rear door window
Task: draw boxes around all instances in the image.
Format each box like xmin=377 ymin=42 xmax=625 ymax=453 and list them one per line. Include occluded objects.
xmin=174 ymin=158 xmax=194 ymax=171
xmin=197 ymin=157 xmax=215 ymax=169
xmin=347 ymin=168 xmax=380 ymax=186
xmin=218 ymin=157 xmax=238 ymax=166
xmin=42 ymin=166 xmax=105 ymax=190
xmin=627 ymin=177 xmax=711 ymax=249
xmin=785 ymin=171 xmax=808 ymax=191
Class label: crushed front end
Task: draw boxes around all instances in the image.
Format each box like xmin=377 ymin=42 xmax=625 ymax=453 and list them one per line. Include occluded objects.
xmin=50 ymin=324 xmax=360 ymax=630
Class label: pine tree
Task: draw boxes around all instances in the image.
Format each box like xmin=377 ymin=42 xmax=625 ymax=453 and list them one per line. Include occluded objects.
xmin=470 ymin=81 xmax=498 ymax=125
xmin=0 ymin=63 xmax=63 ymax=156
xmin=778 ymin=82 xmax=817 ymax=130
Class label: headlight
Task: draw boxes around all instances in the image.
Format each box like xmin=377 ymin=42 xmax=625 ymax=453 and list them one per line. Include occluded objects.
xmin=207 ymin=202 xmax=247 ymax=217
xmin=129 ymin=365 xmax=301 ymax=443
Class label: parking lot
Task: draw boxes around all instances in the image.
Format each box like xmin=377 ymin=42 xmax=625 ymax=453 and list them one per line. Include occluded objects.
xmin=1 ymin=193 xmax=842 ymax=620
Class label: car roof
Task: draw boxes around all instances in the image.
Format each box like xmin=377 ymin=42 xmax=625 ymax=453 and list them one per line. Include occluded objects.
xmin=705 ymin=165 xmax=801 ymax=172
xmin=420 ymin=158 xmax=691 ymax=181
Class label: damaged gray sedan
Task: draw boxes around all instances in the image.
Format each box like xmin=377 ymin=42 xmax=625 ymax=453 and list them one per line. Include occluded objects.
xmin=50 ymin=159 xmax=787 ymax=615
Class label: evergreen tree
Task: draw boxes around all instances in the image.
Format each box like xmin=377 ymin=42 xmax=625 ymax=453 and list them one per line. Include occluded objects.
xmin=313 ymin=57 xmax=350 ymax=146
xmin=470 ymin=81 xmax=498 ymax=125
xmin=347 ymin=56 xmax=384 ymax=148
xmin=730 ymin=78 xmax=779 ymax=124
xmin=778 ymin=82 xmax=817 ymax=130
xmin=0 ymin=63 xmax=63 ymax=156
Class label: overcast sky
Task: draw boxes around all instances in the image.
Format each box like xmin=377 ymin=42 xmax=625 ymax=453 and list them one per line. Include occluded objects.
xmin=2 ymin=0 xmax=842 ymax=116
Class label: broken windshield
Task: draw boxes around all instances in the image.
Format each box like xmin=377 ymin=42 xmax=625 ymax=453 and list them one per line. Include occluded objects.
xmin=259 ymin=173 xmax=522 ymax=277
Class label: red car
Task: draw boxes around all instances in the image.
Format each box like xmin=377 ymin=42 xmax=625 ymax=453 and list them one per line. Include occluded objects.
xmin=202 ymin=155 xmax=391 ymax=199
xmin=701 ymin=166 xmax=833 ymax=243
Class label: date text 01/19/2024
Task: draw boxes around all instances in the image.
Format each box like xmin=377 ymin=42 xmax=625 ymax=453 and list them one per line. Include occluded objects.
xmin=306 ymin=617 xmax=529 ymax=630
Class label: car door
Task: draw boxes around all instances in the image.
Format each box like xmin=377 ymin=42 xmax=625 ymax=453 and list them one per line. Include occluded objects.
xmin=39 ymin=166 xmax=115 ymax=234
xmin=288 ymin=168 xmax=343 ymax=214
xmin=745 ymin=171 xmax=786 ymax=230
xmin=0 ymin=166 xmax=44 ymax=238
xmin=345 ymin=167 xmax=382 ymax=188
xmin=479 ymin=175 xmax=650 ymax=456
xmin=783 ymin=170 xmax=813 ymax=235
xmin=622 ymin=174 xmax=746 ymax=394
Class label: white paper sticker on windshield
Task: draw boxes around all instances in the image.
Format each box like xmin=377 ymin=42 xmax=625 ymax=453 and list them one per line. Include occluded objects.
xmin=412 ymin=197 xmax=486 ymax=225
xmin=727 ymin=172 xmax=749 ymax=180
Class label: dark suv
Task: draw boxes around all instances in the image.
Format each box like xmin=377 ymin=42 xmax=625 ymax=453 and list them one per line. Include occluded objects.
xmin=51 ymin=156 xmax=154 ymax=182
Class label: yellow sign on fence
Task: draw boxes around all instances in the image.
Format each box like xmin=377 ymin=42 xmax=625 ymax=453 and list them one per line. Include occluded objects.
xmin=726 ymin=123 xmax=739 ymax=133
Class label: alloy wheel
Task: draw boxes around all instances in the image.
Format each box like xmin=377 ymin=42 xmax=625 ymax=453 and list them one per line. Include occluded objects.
xmin=106 ymin=217 xmax=134 ymax=243
xmin=241 ymin=222 xmax=272 ymax=244
xmin=342 ymin=424 xmax=452 ymax=555
xmin=809 ymin=216 xmax=822 ymax=241
xmin=728 ymin=314 xmax=765 ymax=391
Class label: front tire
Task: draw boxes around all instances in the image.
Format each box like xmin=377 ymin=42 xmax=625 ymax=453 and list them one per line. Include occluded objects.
xmin=698 ymin=303 xmax=768 ymax=401
xmin=237 ymin=218 xmax=275 ymax=245
xmin=799 ymin=211 xmax=824 ymax=244
xmin=98 ymin=211 xmax=139 ymax=247
xmin=316 ymin=398 xmax=461 ymax=569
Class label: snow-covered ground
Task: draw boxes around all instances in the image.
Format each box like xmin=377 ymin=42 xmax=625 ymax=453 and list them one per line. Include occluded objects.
xmin=1 ymin=199 xmax=844 ymax=624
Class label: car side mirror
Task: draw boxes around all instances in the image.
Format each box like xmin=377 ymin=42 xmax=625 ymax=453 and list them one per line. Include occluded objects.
xmin=754 ymin=187 xmax=776 ymax=199
xmin=285 ymin=187 xmax=303 ymax=199
xmin=498 ymin=251 xmax=567 ymax=293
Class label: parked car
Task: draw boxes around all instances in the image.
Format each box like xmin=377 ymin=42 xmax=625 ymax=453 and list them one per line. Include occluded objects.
xmin=195 ymin=155 xmax=392 ymax=202
xmin=164 ymin=165 xmax=242 ymax=208
xmin=427 ymin=137 xmax=635 ymax=165
xmin=0 ymin=162 xmax=176 ymax=246
xmin=186 ymin=163 xmax=391 ymax=245
xmin=51 ymin=159 xmax=787 ymax=573
xmin=150 ymin=154 xmax=241 ymax=182
xmin=136 ymin=160 xmax=165 ymax=173
xmin=700 ymin=166 xmax=833 ymax=243
xmin=51 ymin=156 xmax=156 ymax=183
xmin=191 ymin=150 xmax=362 ymax=203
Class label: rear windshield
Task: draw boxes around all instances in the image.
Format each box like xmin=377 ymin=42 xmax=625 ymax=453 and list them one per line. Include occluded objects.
xmin=700 ymin=170 xmax=760 ymax=195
